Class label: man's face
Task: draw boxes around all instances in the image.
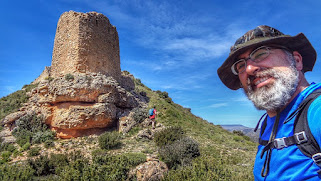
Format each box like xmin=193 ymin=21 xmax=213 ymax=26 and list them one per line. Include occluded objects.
xmin=237 ymin=46 xmax=299 ymax=111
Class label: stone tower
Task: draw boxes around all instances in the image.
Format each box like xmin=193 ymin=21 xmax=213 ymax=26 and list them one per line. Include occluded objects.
xmin=51 ymin=11 xmax=121 ymax=81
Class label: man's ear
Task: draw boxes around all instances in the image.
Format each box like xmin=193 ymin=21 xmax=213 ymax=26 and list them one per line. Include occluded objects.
xmin=292 ymin=51 xmax=303 ymax=71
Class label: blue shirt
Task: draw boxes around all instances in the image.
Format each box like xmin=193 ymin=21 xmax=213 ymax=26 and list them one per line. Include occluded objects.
xmin=254 ymin=83 xmax=321 ymax=181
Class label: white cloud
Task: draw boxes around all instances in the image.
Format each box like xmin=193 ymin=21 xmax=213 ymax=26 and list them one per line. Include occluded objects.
xmin=209 ymin=103 xmax=228 ymax=108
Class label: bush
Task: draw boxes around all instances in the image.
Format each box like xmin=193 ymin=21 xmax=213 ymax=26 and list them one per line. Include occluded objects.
xmin=0 ymin=84 xmax=38 ymax=120
xmin=44 ymin=140 xmax=54 ymax=148
xmin=28 ymin=154 xmax=50 ymax=176
xmin=21 ymin=142 xmax=31 ymax=152
xmin=65 ymin=73 xmax=74 ymax=81
xmin=12 ymin=114 xmax=55 ymax=147
xmin=0 ymin=162 xmax=34 ymax=180
xmin=132 ymin=107 xmax=148 ymax=123
xmin=98 ymin=131 xmax=121 ymax=150
xmin=139 ymin=91 xmax=147 ymax=97
xmin=1 ymin=151 xmax=12 ymax=162
xmin=28 ymin=147 xmax=41 ymax=157
xmin=0 ymin=142 xmax=16 ymax=152
xmin=45 ymin=76 xmax=54 ymax=81
xmin=90 ymin=152 xmax=146 ymax=180
xmin=158 ymin=137 xmax=200 ymax=169
xmin=28 ymin=153 xmax=70 ymax=176
xmin=154 ymin=126 xmax=185 ymax=147
xmin=134 ymin=78 xmax=144 ymax=86
xmin=31 ymin=130 xmax=55 ymax=144
xmin=233 ymin=130 xmax=245 ymax=136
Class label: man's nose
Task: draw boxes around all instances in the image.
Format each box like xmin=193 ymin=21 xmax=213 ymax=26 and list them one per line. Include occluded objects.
xmin=245 ymin=60 xmax=260 ymax=75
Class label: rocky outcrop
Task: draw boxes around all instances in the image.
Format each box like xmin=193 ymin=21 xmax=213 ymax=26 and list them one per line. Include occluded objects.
xmin=1 ymin=11 xmax=148 ymax=138
xmin=131 ymin=159 xmax=168 ymax=181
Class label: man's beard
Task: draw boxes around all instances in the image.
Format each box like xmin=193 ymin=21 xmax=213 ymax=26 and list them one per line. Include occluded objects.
xmin=244 ymin=65 xmax=299 ymax=112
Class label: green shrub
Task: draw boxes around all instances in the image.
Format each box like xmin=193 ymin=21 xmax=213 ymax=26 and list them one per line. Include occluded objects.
xmin=28 ymin=153 xmax=70 ymax=177
xmin=28 ymin=147 xmax=41 ymax=157
xmin=233 ymin=136 xmax=242 ymax=142
xmin=44 ymin=140 xmax=54 ymax=148
xmin=90 ymin=152 xmax=146 ymax=180
xmin=233 ymin=130 xmax=245 ymax=136
xmin=1 ymin=151 xmax=12 ymax=162
xmin=65 ymin=73 xmax=74 ymax=81
xmin=12 ymin=114 xmax=55 ymax=147
xmin=21 ymin=142 xmax=31 ymax=152
xmin=0 ymin=84 xmax=38 ymax=120
xmin=32 ymin=130 xmax=55 ymax=144
xmin=134 ymin=78 xmax=144 ymax=86
xmin=154 ymin=126 xmax=185 ymax=147
xmin=132 ymin=107 xmax=148 ymax=123
xmin=127 ymin=126 xmax=142 ymax=136
xmin=28 ymin=154 xmax=50 ymax=176
xmin=98 ymin=131 xmax=121 ymax=150
xmin=0 ymin=142 xmax=16 ymax=152
xmin=158 ymin=137 xmax=200 ymax=169
xmin=139 ymin=91 xmax=147 ymax=97
xmin=45 ymin=76 xmax=54 ymax=81
xmin=0 ymin=162 xmax=34 ymax=180
xmin=165 ymin=97 xmax=173 ymax=103
xmin=16 ymin=134 xmax=31 ymax=147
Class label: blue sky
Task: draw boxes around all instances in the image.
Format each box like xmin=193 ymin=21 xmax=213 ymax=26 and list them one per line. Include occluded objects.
xmin=1 ymin=0 xmax=321 ymax=128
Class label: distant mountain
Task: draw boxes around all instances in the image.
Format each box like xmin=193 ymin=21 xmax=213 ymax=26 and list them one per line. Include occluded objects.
xmin=220 ymin=124 xmax=260 ymax=142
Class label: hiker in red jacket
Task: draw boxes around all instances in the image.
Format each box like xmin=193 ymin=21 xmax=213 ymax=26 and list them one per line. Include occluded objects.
xmin=149 ymin=106 xmax=157 ymax=129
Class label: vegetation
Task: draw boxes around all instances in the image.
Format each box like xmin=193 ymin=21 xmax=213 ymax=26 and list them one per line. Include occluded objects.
xmin=0 ymin=83 xmax=38 ymax=120
xmin=158 ymin=136 xmax=200 ymax=169
xmin=45 ymin=76 xmax=54 ymax=81
xmin=12 ymin=114 xmax=55 ymax=147
xmin=98 ymin=131 xmax=121 ymax=150
xmin=65 ymin=73 xmax=74 ymax=81
xmin=132 ymin=107 xmax=148 ymax=123
xmin=154 ymin=126 xmax=185 ymax=147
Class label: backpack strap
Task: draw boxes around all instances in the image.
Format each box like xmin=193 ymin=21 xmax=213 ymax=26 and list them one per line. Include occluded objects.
xmin=256 ymin=113 xmax=267 ymax=144
xmin=294 ymin=88 xmax=321 ymax=173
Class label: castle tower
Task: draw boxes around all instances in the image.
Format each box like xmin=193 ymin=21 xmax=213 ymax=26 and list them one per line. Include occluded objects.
xmin=51 ymin=11 xmax=121 ymax=81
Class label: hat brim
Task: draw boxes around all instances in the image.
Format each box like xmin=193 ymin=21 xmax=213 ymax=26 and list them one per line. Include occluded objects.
xmin=217 ymin=33 xmax=317 ymax=90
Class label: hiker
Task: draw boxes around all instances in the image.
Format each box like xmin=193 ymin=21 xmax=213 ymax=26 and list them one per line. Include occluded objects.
xmin=149 ymin=107 xmax=157 ymax=129
xmin=217 ymin=25 xmax=321 ymax=180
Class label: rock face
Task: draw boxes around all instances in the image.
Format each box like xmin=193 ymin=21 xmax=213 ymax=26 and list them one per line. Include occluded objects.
xmin=134 ymin=159 xmax=168 ymax=181
xmin=2 ymin=11 xmax=148 ymax=138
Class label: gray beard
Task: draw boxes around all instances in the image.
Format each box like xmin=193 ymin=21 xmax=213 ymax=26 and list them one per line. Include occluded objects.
xmin=244 ymin=66 xmax=299 ymax=112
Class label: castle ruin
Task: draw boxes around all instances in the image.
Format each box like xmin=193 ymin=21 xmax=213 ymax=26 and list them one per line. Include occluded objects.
xmin=51 ymin=11 xmax=121 ymax=81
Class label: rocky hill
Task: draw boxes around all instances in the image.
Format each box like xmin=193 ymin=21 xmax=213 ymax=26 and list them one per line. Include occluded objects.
xmin=0 ymin=11 xmax=257 ymax=180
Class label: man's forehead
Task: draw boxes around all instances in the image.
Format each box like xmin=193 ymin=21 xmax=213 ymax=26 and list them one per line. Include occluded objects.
xmin=237 ymin=48 xmax=255 ymax=59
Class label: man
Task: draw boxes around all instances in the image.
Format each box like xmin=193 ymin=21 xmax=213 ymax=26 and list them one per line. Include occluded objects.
xmin=217 ymin=25 xmax=321 ymax=180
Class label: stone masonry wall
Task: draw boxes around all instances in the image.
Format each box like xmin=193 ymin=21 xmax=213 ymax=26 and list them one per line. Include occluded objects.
xmin=51 ymin=11 xmax=121 ymax=81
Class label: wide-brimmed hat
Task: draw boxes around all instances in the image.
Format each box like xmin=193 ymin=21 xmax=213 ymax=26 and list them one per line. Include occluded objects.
xmin=217 ymin=25 xmax=317 ymax=90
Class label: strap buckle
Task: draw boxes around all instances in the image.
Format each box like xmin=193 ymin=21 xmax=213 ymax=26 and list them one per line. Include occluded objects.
xmin=312 ymin=153 xmax=321 ymax=164
xmin=295 ymin=131 xmax=308 ymax=144
xmin=274 ymin=137 xmax=287 ymax=149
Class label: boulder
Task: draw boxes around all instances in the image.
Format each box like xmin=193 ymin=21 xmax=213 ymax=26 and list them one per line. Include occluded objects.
xmin=135 ymin=160 xmax=168 ymax=181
